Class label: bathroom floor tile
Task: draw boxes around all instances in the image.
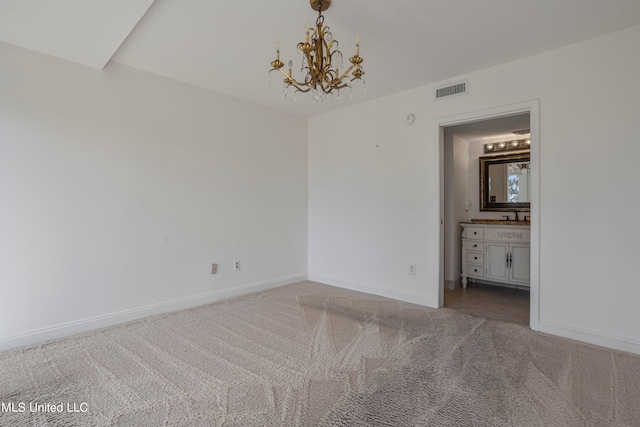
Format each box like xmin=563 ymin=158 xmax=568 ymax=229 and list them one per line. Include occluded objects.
xmin=444 ymin=283 xmax=530 ymax=326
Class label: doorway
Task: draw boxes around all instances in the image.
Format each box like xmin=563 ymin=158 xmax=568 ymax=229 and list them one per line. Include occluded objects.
xmin=435 ymin=101 xmax=540 ymax=330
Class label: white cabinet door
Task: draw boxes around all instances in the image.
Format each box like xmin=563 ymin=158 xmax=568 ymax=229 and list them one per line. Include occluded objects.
xmin=486 ymin=243 xmax=509 ymax=282
xmin=510 ymin=244 xmax=531 ymax=285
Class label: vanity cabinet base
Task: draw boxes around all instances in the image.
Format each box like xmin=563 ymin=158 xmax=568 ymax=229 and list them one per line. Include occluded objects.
xmin=463 ymin=277 xmax=530 ymax=291
xmin=461 ymin=223 xmax=530 ymax=289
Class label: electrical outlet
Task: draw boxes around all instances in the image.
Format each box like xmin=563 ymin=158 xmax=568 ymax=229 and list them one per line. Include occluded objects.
xmin=409 ymin=264 xmax=416 ymax=275
xmin=234 ymin=260 xmax=240 ymax=271
xmin=211 ymin=263 xmax=218 ymax=274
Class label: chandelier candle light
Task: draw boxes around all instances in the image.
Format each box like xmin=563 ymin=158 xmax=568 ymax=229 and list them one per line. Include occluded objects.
xmin=270 ymin=0 xmax=365 ymax=101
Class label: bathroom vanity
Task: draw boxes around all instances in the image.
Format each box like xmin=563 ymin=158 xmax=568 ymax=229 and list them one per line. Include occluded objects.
xmin=460 ymin=221 xmax=530 ymax=289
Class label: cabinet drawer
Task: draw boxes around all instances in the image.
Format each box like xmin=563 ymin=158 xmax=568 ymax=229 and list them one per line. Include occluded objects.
xmin=466 ymin=227 xmax=484 ymax=240
xmin=468 ymin=241 xmax=485 ymax=252
xmin=467 ymin=264 xmax=484 ymax=277
xmin=468 ymin=252 xmax=484 ymax=265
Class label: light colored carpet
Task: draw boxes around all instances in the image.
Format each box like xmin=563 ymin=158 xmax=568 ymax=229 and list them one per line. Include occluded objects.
xmin=1 ymin=281 xmax=639 ymax=426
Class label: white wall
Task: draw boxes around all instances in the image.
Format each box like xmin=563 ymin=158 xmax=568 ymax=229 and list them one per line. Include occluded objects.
xmin=308 ymin=99 xmax=437 ymax=306
xmin=0 ymin=42 xmax=308 ymax=350
xmin=443 ymin=133 xmax=469 ymax=284
xmin=308 ymin=25 xmax=640 ymax=354
xmin=443 ymin=131 xmax=455 ymax=282
xmin=451 ymin=135 xmax=470 ymax=281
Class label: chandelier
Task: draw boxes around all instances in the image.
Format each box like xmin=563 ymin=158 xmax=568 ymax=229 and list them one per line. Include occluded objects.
xmin=269 ymin=0 xmax=365 ymax=101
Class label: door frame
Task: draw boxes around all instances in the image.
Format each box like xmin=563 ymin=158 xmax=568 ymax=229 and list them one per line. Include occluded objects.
xmin=434 ymin=100 xmax=540 ymax=329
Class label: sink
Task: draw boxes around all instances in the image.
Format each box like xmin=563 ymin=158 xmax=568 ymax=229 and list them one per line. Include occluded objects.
xmin=469 ymin=219 xmax=530 ymax=226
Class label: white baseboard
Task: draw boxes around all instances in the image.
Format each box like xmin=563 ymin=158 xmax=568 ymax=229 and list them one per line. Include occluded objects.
xmin=538 ymin=320 xmax=640 ymax=356
xmin=309 ymin=274 xmax=437 ymax=308
xmin=8 ymin=274 xmax=637 ymax=357
xmin=311 ymin=275 xmax=640 ymax=356
xmin=0 ymin=274 xmax=307 ymax=353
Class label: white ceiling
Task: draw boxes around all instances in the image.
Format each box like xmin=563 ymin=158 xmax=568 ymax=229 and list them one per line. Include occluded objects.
xmin=446 ymin=113 xmax=530 ymax=144
xmin=0 ymin=0 xmax=154 ymax=69
xmin=2 ymin=0 xmax=640 ymax=117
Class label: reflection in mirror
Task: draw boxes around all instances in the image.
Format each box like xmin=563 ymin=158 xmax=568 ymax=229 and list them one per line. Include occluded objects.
xmin=480 ymin=153 xmax=531 ymax=211
xmin=487 ymin=161 xmax=530 ymax=203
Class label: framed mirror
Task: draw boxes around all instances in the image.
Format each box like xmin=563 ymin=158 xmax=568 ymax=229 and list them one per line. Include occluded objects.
xmin=479 ymin=152 xmax=531 ymax=211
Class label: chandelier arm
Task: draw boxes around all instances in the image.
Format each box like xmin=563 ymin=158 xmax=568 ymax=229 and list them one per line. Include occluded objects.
xmin=335 ymin=63 xmax=358 ymax=81
xmin=290 ymin=84 xmax=314 ymax=93
xmin=275 ymin=67 xmax=319 ymax=90
xmin=274 ymin=68 xmax=291 ymax=79
xmin=274 ymin=68 xmax=301 ymax=87
xmin=331 ymin=83 xmax=350 ymax=90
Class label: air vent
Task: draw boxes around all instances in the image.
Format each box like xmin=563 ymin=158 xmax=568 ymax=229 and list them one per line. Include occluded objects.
xmin=512 ymin=129 xmax=530 ymax=135
xmin=434 ymin=80 xmax=468 ymax=101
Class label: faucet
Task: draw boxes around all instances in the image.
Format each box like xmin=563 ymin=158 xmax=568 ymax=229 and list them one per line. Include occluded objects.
xmin=502 ymin=215 xmax=510 ymax=221
xmin=513 ymin=211 xmax=519 ymax=222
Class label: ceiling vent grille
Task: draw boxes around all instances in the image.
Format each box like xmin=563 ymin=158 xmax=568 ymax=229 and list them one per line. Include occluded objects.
xmin=434 ymin=80 xmax=468 ymax=101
